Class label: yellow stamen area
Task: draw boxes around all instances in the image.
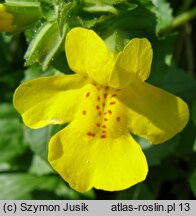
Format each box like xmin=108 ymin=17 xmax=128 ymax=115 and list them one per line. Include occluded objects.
xmin=77 ymin=83 xmax=127 ymax=140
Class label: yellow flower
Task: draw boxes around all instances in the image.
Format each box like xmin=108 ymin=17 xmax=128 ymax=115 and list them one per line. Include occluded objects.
xmin=0 ymin=4 xmax=13 ymax=32
xmin=13 ymin=27 xmax=189 ymax=192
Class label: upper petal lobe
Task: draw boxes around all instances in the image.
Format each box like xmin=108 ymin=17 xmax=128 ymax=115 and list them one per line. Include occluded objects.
xmin=110 ymin=38 xmax=153 ymax=88
xmin=65 ymin=27 xmax=114 ymax=86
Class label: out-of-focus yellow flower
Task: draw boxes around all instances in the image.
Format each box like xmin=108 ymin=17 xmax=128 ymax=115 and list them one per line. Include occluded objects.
xmin=13 ymin=27 xmax=189 ymax=192
xmin=0 ymin=4 xmax=13 ymax=32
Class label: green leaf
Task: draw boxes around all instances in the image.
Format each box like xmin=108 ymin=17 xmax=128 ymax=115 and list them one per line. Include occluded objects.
xmin=151 ymin=0 xmax=173 ymax=34
xmin=39 ymin=0 xmax=55 ymax=19
xmin=23 ymin=125 xmax=64 ymax=161
xmin=84 ymin=0 xmax=126 ymax=5
xmin=83 ymin=0 xmax=137 ymax=14
xmin=190 ymin=170 xmax=196 ymax=197
xmin=24 ymin=21 xmax=67 ymax=70
xmin=135 ymin=134 xmax=180 ymax=167
xmin=55 ymin=182 xmax=95 ymax=200
xmin=22 ymin=64 xmax=63 ymax=82
xmin=55 ymin=1 xmax=77 ymax=35
xmin=131 ymin=0 xmax=173 ymax=35
xmin=0 ymin=173 xmax=60 ymax=199
xmin=79 ymin=15 xmax=112 ymax=29
xmin=0 ymin=119 xmax=26 ymax=163
xmin=22 ymin=64 xmax=43 ymax=81
xmin=142 ymin=137 xmax=179 ymax=166
xmin=83 ymin=4 xmax=118 ymax=15
xmin=113 ymin=6 xmax=156 ymax=38
xmin=0 ymin=104 xmax=27 ymax=164
xmin=116 ymin=2 xmax=137 ymax=12
xmin=0 ymin=162 xmax=12 ymax=172
xmin=103 ymin=29 xmax=127 ymax=52
xmin=161 ymin=66 xmax=196 ymax=100
xmin=29 ymin=155 xmax=54 ymax=175
xmin=0 ymin=34 xmax=24 ymax=102
xmin=6 ymin=0 xmax=39 ymax=5
xmin=176 ymin=121 xmax=195 ymax=155
xmin=0 ymin=103 xmax=19 ymax=119
xmin=148 ymin=160 xmax=189 ymax=199
xmin=0 ymin=171 xmax=91 ymax=200
xmin=116 ymin=183 xmax=155 ymax=199
xmin=5 ymin=0 xmax=42 ymax=31
xmin=150 ymin=63 xmax=196 ymax=101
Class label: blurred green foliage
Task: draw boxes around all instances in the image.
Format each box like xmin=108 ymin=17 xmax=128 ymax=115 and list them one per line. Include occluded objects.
xmin=0 ymin=0 xmax=196 ymax=199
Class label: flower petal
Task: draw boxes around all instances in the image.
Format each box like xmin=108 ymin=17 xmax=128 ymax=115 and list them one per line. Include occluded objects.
xmin=65 ymin=27 xmax=114 ymax=86
xmin=110 ymin=38 xmax=153 ymax=88
xmin=119 ymin=80 xmax=189 ymax=144
xmin=48 ymin=123 xmax=148 ymax=192
xmin=13 ymin=75 xmax=87 ymax=129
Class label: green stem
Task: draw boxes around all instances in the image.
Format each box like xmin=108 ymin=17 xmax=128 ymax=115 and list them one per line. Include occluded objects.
xmin=177 ymin=0 xmax=193 ymax=14
xmin=159 ymin=7 xmax=196 ymax=35
xmin=185 ymin=24 xmax=194 ymax=76
xmin=173 ymin=7 xmax=196 ymax=28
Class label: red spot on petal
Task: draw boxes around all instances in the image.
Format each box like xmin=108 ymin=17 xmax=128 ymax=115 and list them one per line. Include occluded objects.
xmin=86 ymin=92 xmax=90 ymax=97
xmin=87 ymin=132 xmax=95 ymax=137
xmin=96 ymin=123 xmax=101 ymax=127
xmin=112 ymin=94 xmax=117 ymax=97
xmin=105 ymin=86 xmax=109 ymax=90
xmin=101 ymin=135 xmax=107 ymax=139
xmin=102 ymin=125 xmax=106 ymax=129
xmin=82 ymin=110 xmax=86 ymax=115
xmin=117 ymin=116 xmax=120 ymax=122
xmin=102 ymin=103 xmax=105 ymax=107
xmin=102 ymin=130 xmax=106 ymax=133
xmin=110 ymin=101 xmax=116 ymax=105
xmin=96 ymin=105 xmax=100 ymax=110
xmin=98 ymin=111 xmax=102 ymax=116
xmin=108 ymin=110 xmax=112 ymax=114
xmin=97 ymin=96 xmax=101 ymax=101
xmin=104 ymin=93 xmax=107 ymax=98
xmin=87 ymin=132 xmax=92 ymax=136
xmin=104 ymin=118 xmax=108 ymax=121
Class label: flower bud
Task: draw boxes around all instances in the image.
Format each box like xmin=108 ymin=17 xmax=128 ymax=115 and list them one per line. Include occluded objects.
xmin=0 ymin=4 xmax=14 ymax=32
xmin=0 ymin=1 xmax=42 ymax=32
